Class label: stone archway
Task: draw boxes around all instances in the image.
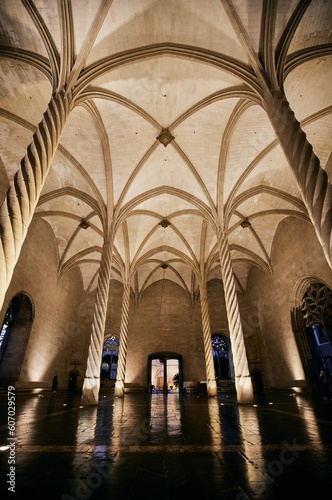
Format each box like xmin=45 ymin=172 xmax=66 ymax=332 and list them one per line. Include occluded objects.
xmin=0 ymin=293 xmax=33 ymax=384
xmin=291 ymin=278 xmax=332 ymax=394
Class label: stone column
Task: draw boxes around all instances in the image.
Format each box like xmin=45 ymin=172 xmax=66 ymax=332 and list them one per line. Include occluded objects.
xmin=199 ymin=278 xmax=218 ymax=396
xmin=114 ymin=276 xmax=131 ymax=397
xmin=218 ymin=227 xmax=254 ymax=404
xmin=265 ymin=90 xmax=332 ymax=267
xmin=0 ymin=92 xmax=70 ymax=310
xmin=81 ymin=234 xmax=113 ymax=405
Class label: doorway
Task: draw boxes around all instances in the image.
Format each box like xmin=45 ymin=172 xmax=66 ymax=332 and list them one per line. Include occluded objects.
xmin=68 ymin=371 xmax=78 ymax=392
xmin=0 ymin=293 xmax=33 ymax=383
xmin=148 ymin=352 xmax=183 ymax=393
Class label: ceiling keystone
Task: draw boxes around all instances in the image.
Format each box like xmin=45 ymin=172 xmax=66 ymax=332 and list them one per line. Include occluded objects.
xmin=240 ymin=218 xmax=251 ymax=229
xmin=79 ymin=219 xmax=90 ymax=230
xmin=156 ymin=129 xmax=174 ymax=147
xmin=159 ymin=219 xmax=171 ymax=228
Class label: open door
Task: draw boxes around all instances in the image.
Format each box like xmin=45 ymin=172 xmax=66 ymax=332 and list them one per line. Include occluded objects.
xmin=148 ymin=352 xmax=183 ymax=394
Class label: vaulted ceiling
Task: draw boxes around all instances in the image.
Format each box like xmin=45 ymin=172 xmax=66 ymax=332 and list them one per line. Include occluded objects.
xmin=1 ymin=0 xmax=331 ymax=301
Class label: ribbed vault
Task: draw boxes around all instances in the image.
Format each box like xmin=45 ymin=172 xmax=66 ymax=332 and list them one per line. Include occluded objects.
xmin=0 ymin=0 xmax=331 ymax=305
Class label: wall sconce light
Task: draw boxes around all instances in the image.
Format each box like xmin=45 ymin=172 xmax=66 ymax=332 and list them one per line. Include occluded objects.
xmin=79 ymin=219 xmax=90 ymax=229
xmin=156 ymin=129 xmax=174 ymax=147
xmin=240 ymin=218 xmax=251 ymax=228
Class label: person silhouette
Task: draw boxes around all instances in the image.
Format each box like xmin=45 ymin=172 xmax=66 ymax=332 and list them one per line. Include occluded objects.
xmin=319 ymin=370 xmax=330 ymax=400
xmin=51 ymin=375 xmax=58 ymax=394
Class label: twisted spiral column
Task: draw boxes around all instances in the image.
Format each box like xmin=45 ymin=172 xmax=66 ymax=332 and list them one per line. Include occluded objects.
xmin=0 ymin=91 xmax=70 ymax=310
xmin=218 ymin=228 xmax=254 ymax=404
xmin=81 ymin=234 xmax=113 ymax=405
xmin=114 ymin=277 xmax=131 ymax=397
xmin=199 ymin=278 xmax=217 ymax=396
xmin=265 ymin=90 xmax=332 ymax=267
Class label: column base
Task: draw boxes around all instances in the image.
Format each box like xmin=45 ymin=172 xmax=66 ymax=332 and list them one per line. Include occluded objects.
xmin=114 ymin=380 xmax=125 ymax=397
xmin=81 ymin=377 xmax=100 ymax=405
xmin=235 ymin=375 xmax=254 ymax=404
xmin=207 ymin=379 xmax=218 ymax=397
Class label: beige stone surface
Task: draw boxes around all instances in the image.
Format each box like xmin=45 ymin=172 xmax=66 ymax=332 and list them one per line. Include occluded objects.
xmin=0 ymin=1 xmax=331 ymax=391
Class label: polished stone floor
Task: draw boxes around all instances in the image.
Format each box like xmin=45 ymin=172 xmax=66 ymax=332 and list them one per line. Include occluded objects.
xmin=0 ymin=388 xmax=332 ymax=499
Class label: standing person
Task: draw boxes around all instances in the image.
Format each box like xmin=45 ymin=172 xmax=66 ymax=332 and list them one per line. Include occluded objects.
xmin=51 ymin=375 xmax=59 ymax=394
xmin=319 ymin=370 xmax=330 ymax=400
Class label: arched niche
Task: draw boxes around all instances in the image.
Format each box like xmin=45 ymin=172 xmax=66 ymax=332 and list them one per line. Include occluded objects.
xmin=0 ymin=293 xmax=33 ymax=383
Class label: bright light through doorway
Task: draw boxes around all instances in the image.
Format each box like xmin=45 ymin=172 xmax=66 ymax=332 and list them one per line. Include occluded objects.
xmin=151 ymin=358 xmax=179 ymax=393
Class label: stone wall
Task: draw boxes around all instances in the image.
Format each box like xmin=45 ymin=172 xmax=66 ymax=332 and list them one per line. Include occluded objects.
xmin=1 ymin=214 xmax=332 ymax=394
xmin=0 ymin=219 xmax=92 ymax=390
xmin=124 ymin=279 xmax=206 ymax=389
xmin=242 ymin=216 xmax=332 ymax=390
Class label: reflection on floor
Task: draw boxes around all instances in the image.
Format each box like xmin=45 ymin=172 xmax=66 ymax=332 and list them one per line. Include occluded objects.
xmin=1 ymin=388 xmax=332 ymax=499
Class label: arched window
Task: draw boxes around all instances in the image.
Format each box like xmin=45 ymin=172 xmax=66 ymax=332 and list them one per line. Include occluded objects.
xmin=0 ymin=295 xmax=25 ymax=361
xmin=301 ymin=282 xmax=332 ymax=334
xmin=300 ymin=282 xmax=332 ymax=385
xmin=0 ymin=293 xmax=33 ymax=381
xmin=100 ymin=335 xmax=119 ymax=380
xmin=212 ymin=334 xmax=229 ymax=380
xmin=0 ymin=300 xmax=15 ymax=360
xmin=301 ymin=281 xmax=332 ymax=352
